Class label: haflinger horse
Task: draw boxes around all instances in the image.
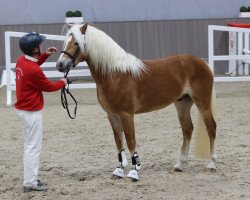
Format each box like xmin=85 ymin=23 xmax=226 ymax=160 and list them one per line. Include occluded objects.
xmin=56 ymin=23 xmax=217 ymax=181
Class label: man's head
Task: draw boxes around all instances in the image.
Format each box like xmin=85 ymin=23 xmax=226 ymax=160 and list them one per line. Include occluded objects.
xmin=19 ymin=32 xmax=46 ymax=57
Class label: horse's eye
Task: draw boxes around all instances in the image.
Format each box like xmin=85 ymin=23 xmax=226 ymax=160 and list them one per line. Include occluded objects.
xmin=74 ymin=42 xmax=79 ymax=46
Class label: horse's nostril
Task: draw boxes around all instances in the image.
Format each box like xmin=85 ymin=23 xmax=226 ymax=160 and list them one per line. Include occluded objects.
xmin=56 ymin=62 xmax=62 ymax=70
xmin=58 ymin=67 xmax=64 ymax=72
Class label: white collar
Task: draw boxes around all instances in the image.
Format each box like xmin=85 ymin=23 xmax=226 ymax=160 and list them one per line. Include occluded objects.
xmin=25 ymin=55 xmax=38 ymax=62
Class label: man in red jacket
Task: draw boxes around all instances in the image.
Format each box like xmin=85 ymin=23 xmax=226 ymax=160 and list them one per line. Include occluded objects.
xmin=15 ymin=32 xmax=67 ymax=192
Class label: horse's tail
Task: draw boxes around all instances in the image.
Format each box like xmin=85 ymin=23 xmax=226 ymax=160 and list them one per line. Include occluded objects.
xmin=193 ymin=86 xmax=217 ymax=158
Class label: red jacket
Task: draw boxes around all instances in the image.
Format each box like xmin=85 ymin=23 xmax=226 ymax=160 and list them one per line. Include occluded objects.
xmin=15 ymin=52 xmax=65 ymax=111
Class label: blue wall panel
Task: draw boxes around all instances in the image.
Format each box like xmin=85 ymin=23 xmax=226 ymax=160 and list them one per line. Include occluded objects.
xmin=0 ymin=0 xmax=250 ymax=25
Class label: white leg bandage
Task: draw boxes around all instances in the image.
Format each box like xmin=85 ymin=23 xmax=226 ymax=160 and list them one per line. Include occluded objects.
xmin=112 ymin=149 xmax=128 ymax=178
xmin=131 ymin=152 xmax=141 ymax=170
xmin=112 ymin=167 xmax=125 ymax=178
xmin=127 ymin=152 xmax=141 ymax=181
xmin=120 ymin=150 xmax=128 ymax=168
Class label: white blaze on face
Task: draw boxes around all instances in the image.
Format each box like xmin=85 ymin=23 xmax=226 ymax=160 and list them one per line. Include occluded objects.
xmin=59 ymin=35 xmax=73 ymax=62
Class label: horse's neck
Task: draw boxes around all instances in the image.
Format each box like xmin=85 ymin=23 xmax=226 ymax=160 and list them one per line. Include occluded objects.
xmin=86 ymin=60 xmax=110 ymax=86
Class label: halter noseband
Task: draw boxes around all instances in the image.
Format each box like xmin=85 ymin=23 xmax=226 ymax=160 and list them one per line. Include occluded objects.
xmin=61 ymin=43 xmax=80 ymax=68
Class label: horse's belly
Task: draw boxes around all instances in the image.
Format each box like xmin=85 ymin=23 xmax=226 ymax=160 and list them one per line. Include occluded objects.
xmin=134 ymin=76 xmax=184 ymax=114
xmin=135 ymin=97 xmax=175 ymax=114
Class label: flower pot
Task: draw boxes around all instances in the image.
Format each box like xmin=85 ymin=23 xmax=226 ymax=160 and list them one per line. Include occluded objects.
xmin=239 ymin=12 xmax=250 ymax=18
xmin=65 ymin=17 xmax=84 ymax=24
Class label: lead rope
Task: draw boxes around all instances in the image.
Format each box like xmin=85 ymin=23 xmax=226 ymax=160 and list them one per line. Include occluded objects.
xmin=61 ymin=69 xmax=77 ymax=119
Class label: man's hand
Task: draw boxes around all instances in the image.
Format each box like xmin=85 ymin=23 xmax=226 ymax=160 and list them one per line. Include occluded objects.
xmin=46 ymin=47 xmax=57 ymax=55
xmin=60 ymin=78 xmax=68 ymax=86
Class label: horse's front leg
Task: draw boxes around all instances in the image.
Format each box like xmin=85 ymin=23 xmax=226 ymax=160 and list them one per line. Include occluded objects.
xmin=119 ymin=112 xmax=141 ymax=181
xmin=107 ymin=113 xmax=128 ymax=179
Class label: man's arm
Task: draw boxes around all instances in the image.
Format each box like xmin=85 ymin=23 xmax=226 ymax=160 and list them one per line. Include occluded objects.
xmin=37 ymin=47 xmax=57 ymax=66
xmin=31 ymin=67 xmax=67 ymax=92
xmin=37 ymin=52 xmax=49 ymax=66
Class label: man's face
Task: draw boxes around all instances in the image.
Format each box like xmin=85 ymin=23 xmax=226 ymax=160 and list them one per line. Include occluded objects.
xmin=33 ymin=44 xmax=42 ymax=57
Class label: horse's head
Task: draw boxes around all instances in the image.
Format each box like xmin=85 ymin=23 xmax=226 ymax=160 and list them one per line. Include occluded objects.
xmin=56 ymin=23 xmax=88 ymax=72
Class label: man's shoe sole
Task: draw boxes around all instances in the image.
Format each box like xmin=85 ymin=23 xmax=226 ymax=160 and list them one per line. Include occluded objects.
xmin=23 ymin=186 xmax=47 ymax=192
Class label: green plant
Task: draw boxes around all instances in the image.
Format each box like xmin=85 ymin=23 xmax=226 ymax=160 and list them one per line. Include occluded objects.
xmin=66 ymin=11 xmax=74 ymax=17
xmin=240 ymin=6 xmax=248 ymax=12
xmin=248 ymin=6 xmax=250 ymax=12
xmin=74 ymin=10 xmax=82 ymax=17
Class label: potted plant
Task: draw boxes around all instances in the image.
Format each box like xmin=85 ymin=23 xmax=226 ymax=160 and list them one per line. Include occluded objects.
xmin=239 ymin=6 xmax=250 ymax=18
xmin=65 ymin=10 xmax=84 ymax=24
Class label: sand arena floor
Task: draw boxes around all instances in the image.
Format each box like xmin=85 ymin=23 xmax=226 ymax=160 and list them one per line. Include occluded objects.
xmin=0 ymin=82 xmax=249 ymax=200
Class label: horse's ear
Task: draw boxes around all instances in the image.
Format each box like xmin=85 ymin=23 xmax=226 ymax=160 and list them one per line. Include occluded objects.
xmin=80 ymin=23 xmax=88 ymax=34
xmin=66 ymin=23 xmax=73 ymax=29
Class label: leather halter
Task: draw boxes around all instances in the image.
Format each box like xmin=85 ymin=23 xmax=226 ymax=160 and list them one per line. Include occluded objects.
xmin=61 ymin=43 xmax=80 ymax=68
xmin=60 ymin=34 xmax=80 ymax=119
xmin=60 ymin=69 xmax=77 ymax=119
xmin=60 ymin=33 xmax=86 ymax=119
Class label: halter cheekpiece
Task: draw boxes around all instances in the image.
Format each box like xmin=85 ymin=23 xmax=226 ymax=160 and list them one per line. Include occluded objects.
xmin=60 ymin=33 xmax=87 ymax=119
xmin=61 ymin=33 xmax=81 ymax=68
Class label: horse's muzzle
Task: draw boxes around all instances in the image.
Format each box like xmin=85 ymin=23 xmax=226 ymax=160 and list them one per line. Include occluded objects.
xmin=56 ymin=61 xmax=73 ymax=72
xmin=56 ymin=62 xmax=63 ymax=72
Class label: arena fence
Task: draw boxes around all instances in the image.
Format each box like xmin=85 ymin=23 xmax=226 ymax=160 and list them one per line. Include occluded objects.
xmin=3 ymin=26 xmax=250 ymax=106
xmin=4 ymin=31 xmax=96 ymax=107
xmin=208 ymin=25 xmax=250 ymax=82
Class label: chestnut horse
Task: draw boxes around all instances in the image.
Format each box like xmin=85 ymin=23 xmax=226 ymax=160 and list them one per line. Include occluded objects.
xmin=56 ymin=23 xmax=217 ymax=181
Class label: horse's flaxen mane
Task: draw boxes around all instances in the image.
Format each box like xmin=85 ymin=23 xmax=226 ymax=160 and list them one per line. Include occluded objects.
xmin=66 ymin=25 xmax=146 ymax=77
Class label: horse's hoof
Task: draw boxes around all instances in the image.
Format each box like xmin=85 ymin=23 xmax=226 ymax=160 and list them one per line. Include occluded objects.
xmin=174 ymin=162 xmax=183 ymax=172
xmin=174 ymin=167 xmax=183 ymax=172
xmin=127 ymin=169 xmax=139 ymax=182
xmin=207 ymin=166 xmax=216 ymax=173
xmin=173 ymin=163 xmax=183 ymax=172
xmin=207 ymin=162 xmax=216 ymax=172
xmin=129 ymin=177 xmax=139 ymax=182
xmin=111 ymin=174 xmax=123 ymax=180
xmin=112 ymin=167 xmax=124 ymax=179
xmin=208 ymin=168 xmax=216 ymax=172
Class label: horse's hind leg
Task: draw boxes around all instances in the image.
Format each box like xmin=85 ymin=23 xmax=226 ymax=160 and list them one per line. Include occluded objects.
xmin=198 ymin=107 xmax=217 ymax=170
xmin=174 ymin=95 xmax=194 ymax=172
xmin=192 ymin=90 xmax=217 ymax=170
xmin=107 ymin=113 xmax=128 ymax=178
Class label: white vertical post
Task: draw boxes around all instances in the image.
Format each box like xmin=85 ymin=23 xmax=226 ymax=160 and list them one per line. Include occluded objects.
xmin=228 ymin=31 xmax=237 ymax=75
xmin=244 ymin=33 xmax=250 ymax=75
xmin=5 ymin=32 xmax=13 ymax=107
xmin=208 ymin=26 xmax=214 ymax=74
xmin=208 ymin=25 xmax=250 ymax=82
xmin=237 ymin=32 xmax=243 ymax=75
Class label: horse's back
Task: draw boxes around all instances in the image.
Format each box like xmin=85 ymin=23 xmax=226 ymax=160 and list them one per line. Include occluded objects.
xmin=133 ymin=54 xmax=213 ymax=113
xmin=144 ymin=54 xmax=211 ymax=73
xmin=142 ymin=54 xmax=213 ymax=86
